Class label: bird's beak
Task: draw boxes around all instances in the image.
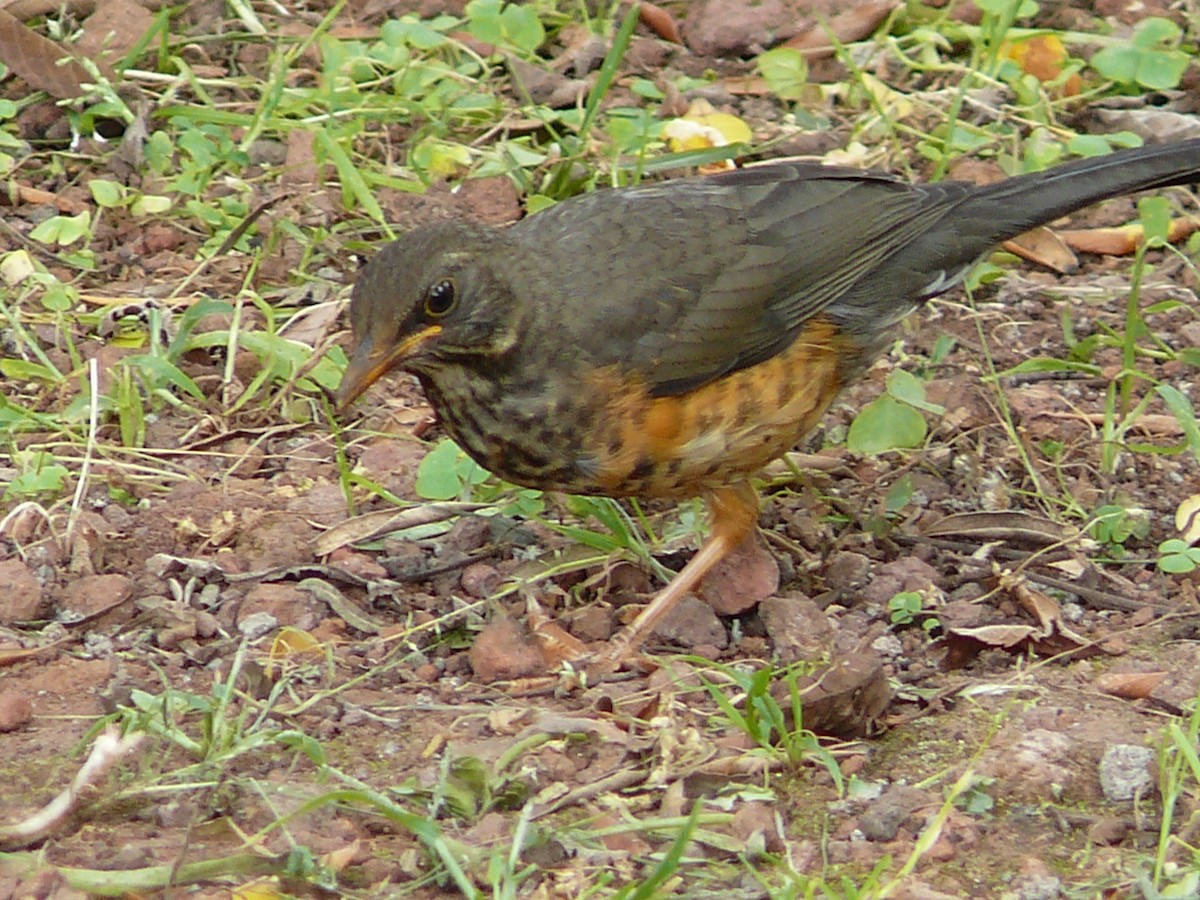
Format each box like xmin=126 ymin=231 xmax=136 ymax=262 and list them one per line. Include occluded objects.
xmin=335 ymin=325 xmax=442 ymax=413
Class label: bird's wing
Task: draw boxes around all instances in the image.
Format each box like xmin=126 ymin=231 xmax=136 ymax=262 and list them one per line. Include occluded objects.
xmin=521 ymin=164 xmax=966 ymax=396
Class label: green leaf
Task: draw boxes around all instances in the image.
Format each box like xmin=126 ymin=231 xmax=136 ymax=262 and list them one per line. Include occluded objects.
xmin=126 ymin=354 xmax=205 ymax=401
xmin=1066 ymin=134 xmax=1122 ymax=158
xmin=1157 ymin=384 xmax=1200 ymax=463
xmin=89 ymin=179 xmax=125 ymax=208
xmin=974 ymin=0 xmax=1037 ymax=15
xmin=1000 ymin=357 xmax=1100 ymax=376
xmin=885 ymin=474 xmax=915 ymax=513
xmin=756 ymin=47 xmax=808 ymax=101
xmin=131 ymin=194 xmax=172 ymax=216
xmin=380 ymin=15 xmax=448 ymax=51
xmin=465 ymin=0 xmax=504 ymax=45
xmin=415 ymin=439 xmax=468 ymax=500
xmin=1159 ymin=552 xmax=1198 ymax=574
xmin=4 ymin=452 xmax=69 ymax=499
xmin=1090 ymin=45 xmax=1139 ymax=84
xmin=1138 ymin=196 xmax=1171 ymax=245
xmin=1136 ymin=50 xmax=1189 ymax=91
xmin=29 ymin=212 xmax=91 ymax=247
xmin=0 ymin=359 xmax=57 ymax=382
xmin=1132 ymin=16 xmax=1181 ymax=46
xmin=501 ymin=4 xmax=544 ymax=53
xmin=847 ymin=395 xmax=927 ymax=454
xmin=886 ymin=369 xmax=944 ymax=414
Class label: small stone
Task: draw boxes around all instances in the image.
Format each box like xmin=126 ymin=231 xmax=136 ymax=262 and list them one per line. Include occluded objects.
xmin=59 ymin=574 xmax=134 ymax=619
xmin=1098 ymin=744 xmax=1155 ymax=801
xmin=237 ymin=611 xmax=278 ymax=640
xmin=239 ymin=583 xmax=320 ymax=631
xmin=656 ymin=594 xmax=728 ymax=649
xmin=0 ymin=690 xmax=33 ymax=732
xmin=731 ymin=801 xmax=784 ymax=854
xmin=1088 ymin=816 xmax=1130 ymax=846
xmin=0 ymin=559 xmax=44 ymax=624
xmin=468 ymin=615 xmax=544 ymax=681
xmin=857 ymin=785 xmax=930 ymax=842
xmin=759 ymin=595 xmax=833 ymax=662
xmin=824 ymin=551 xmax=872 ymax=595
xmin=699 ymin=535 xmax=779 ymax=615
xmin=460 ymin=562 xmax=502 ymax=599
xmin=1007 ymin=872 xmax=1061 ymax=900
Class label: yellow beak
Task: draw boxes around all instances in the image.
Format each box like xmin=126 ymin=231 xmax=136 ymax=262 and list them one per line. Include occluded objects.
xmin=335 ymin=325 xmax=442 ymax=413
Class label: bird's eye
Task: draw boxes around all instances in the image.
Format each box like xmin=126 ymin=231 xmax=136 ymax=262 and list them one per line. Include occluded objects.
xmin=423 ymin=279 xmax=458 ymax=318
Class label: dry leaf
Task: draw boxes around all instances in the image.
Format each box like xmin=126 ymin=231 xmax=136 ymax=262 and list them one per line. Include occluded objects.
xmin=1058 ymin=215 xmax=1200 ymax=255
xmin=639 ymin=2 xmax=681 ymax=43
xmin=922 ymin=510 xmax=1071 ymax=546
xmin=0 ymin=9 xmax=90 ymax=99
xmin=782 ymin=1 xmax=898 ymax=60
xmin=1096 ymin=671 xmax=1167 ymax=700
xmin=1002 ymin=226 xmax=1079 ymax=274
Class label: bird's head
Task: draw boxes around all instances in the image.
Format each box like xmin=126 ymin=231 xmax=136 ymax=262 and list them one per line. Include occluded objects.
xmin=335 ymin=222 xmax=519 ymax=411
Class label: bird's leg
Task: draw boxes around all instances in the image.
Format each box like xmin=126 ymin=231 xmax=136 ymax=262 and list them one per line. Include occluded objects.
xmin=596 ymin=482 xmax=760 ymax=666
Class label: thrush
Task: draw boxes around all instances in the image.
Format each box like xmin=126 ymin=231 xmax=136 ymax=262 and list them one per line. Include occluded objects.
xmin=337 ymin=139 xmax=1200 ymax=666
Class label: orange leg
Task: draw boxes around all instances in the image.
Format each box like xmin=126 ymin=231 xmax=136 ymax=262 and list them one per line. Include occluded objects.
xmin=596 ymin=482 xmax=761 ymax=667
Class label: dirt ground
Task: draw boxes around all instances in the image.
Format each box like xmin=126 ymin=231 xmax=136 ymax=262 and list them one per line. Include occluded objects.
xmin=3 ymin=0 xmax=1200 ymax=897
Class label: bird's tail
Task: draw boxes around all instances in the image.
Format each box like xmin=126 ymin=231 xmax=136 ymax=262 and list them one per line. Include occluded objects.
xmin=956 ymin=139 xmax=1200 ymax=243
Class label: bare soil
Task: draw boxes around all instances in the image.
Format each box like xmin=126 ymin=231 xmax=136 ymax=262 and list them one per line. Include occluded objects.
xmin=3 ymin=1 xmax=1200 ymax=897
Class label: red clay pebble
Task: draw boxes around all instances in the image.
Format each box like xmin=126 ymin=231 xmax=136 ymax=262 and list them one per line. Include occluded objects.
xmin=0 ymin=690 xmax=33 ymax=732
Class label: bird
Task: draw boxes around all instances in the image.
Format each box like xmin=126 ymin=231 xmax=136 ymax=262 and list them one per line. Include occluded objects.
xmin=336 ymin=139 xmax=1200 ymax=668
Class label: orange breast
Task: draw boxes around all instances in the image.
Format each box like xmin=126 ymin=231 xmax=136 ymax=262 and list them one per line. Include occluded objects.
xmin=581 ymin=316 xmax=847 ymax=497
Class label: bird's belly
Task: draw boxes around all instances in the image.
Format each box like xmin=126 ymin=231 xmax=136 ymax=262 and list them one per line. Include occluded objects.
xmin=427 ymin=316 xmax=849 ymax=499
xmin=575 ymin=316 xmax=847 ymax=498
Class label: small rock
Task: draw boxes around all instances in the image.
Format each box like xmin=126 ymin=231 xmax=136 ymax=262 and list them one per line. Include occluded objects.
xmin=759 ymin=594 xmax=833 ymax=662
xmin=682 ymin=0 xmax=795 ymax=56
xmin=59 ymin=573 xmax=134 ymax=619
xmin=1098 ymin=744 xmax=1155 ymax=801
xmin=327 ymin=548 xmax=388 ymax=582
xmin=1005 ymin=873 xmax=1062 ymax=900
xmin=731 ymin=801 xmax=784 ymax=854
xmin=237 ymin=611 xmax=278 ymax=640
xmin=1088 ymin=816 xmax=1130 ymax=846
xmin=0 ymin=559 xmax=44 ymax=624
xmin=699 ymin=535 xmax=779 ymax=615
xmin=0 ymin=690 xmax=33 ymax=732
xmin=468 ymin=614 xmax=544 ymax=681
xmin=980 ymin=729 xmax=1075 ymax=801
xmin=239 ymin=582 xmax=320 ymax=631
xmin=460 ymin=562 xmax=502 ymax=599
xmin=564 ymin=604 xmax=613 ymax=643
xmin=857 ymin=785 xmax=930 ymax=842
xmin=824 ymin=551 xmax=872 ymax=595
xmin=440 ymin=515 xmax=494 ymax=555
xmin=1150 ymin=669 xmax=1200 ymax=714
xmin=656 ymin=594 xmax=728 ymax=649
xmin=871 ymin=632 xmax=904 ymax=660
xmin=889 ymin=881 xmax=961 ymax=900
xmin=859 ymin=557 xmax=942 ymax=608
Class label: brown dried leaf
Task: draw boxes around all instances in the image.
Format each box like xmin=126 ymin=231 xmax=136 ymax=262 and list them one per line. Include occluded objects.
xmin=922 ymin=510 xmax=1071 ymax=546
xmin=777 ymin=651 xmax=891 ymax=737
xmin=76 ymin=0 xmax=154 ymax=69
xmin=1002 ymin=226 xmax=1079 ymax=274
xmin=639 ymin=1 xmax=681 ymax=44
xmin=1058 ymin=216 xmax=1200 ymax=256
xmin=1002 ymin=572 xmax=1088 ymax=645
xmin=1096 ymin=671 xmax=1168 ymax=700
xmin=313 ymin=502 xmax=488 ymax=555
xmin=0 ymin=9 xmax=91 ymax=99
xmin=782 ymin=1 xmax=898 ymax=60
